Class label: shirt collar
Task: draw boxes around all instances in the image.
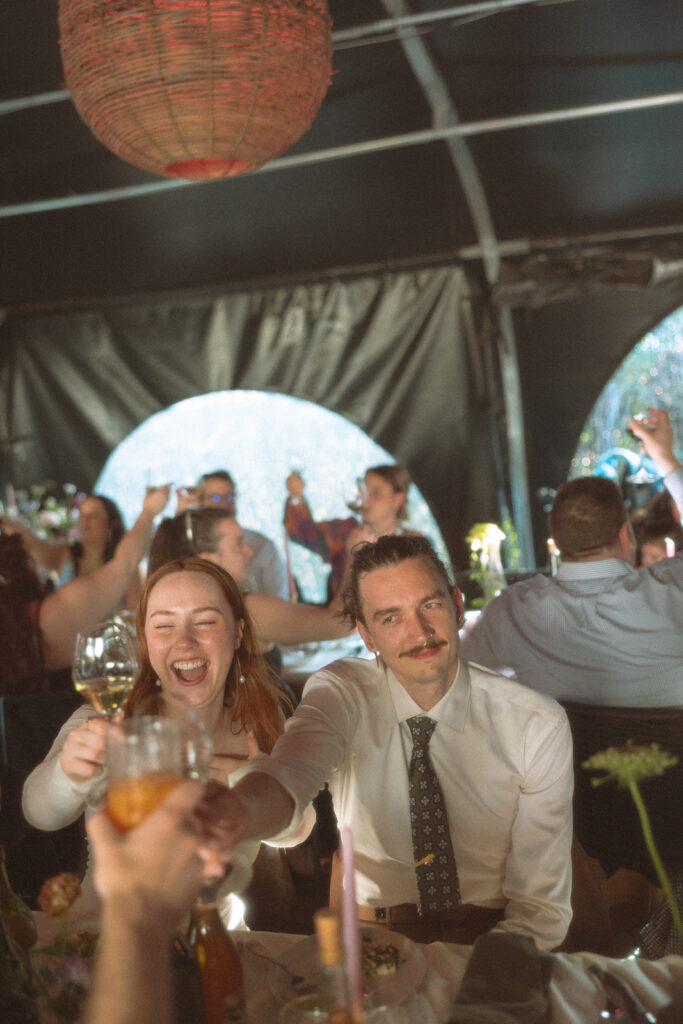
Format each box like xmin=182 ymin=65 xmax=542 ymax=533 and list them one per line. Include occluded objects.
xmin=385 ymin=660 xmax=470 ymax=733
xmin=556 ymin=557 xmax=636 ymax=581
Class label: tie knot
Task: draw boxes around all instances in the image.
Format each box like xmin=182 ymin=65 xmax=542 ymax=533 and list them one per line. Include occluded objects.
xmin=407 ymin=715 xmax=437 ymax=748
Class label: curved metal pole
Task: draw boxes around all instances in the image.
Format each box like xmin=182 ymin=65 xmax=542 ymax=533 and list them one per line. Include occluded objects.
xmin=0 ymin=0 xmax=574 ymax=117
xmin=1 ymin=91 xmax=680 ymax=220
xmin=379 ymin=0 xmax=535 ymax=564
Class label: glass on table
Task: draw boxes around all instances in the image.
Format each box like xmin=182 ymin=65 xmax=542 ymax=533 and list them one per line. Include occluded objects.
xmin=105 ymin=716 xmax=183 ymax=833
xmin=72 ymin=619 xmax=139 ymax=718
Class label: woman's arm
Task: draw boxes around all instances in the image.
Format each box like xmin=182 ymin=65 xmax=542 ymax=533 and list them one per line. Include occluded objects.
xmin=21 ymin=706 xmax=101 ymax=830
xmin=38 ymin=487 xmax=169 ymax=669
xmin=245 ymin=590 xmax=352 ymax=646
xmin=0 ymin=515 xmax=71 ymax=573
xmin=122 ymin=566 xmax=144 ymax=611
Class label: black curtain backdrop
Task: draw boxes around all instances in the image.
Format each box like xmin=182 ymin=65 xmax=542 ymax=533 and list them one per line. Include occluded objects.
xmin=0 ymin=264 xmax=499 ymax=571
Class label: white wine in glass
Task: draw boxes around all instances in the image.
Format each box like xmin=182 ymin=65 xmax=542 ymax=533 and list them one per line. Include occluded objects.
xmin=72 ymin=620 xmax=139 ymax=717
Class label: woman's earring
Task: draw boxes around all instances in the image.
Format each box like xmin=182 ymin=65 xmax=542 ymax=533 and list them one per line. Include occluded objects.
xmin=234 ymin=653 xmax=246 ymax=684
xmin=155 ymin=678 xmax=161 ymax=689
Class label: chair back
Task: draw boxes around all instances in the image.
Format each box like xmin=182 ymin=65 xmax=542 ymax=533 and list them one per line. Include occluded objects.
xmin=0 ymin=689 xmax=84 ymax=902
xmin=559 ymin=700 xmax=683 ymax=883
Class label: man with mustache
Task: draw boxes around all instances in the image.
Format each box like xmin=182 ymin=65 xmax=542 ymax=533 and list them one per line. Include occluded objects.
xmin=215 ymin=535 xmax=573 ymax=947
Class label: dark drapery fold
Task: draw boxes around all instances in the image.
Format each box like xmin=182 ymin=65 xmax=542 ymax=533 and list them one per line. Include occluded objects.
xmin=0 ymin=264 xmax=499 ymax=567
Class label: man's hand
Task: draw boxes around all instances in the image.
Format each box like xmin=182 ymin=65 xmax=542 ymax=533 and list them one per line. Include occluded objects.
xmin=175 ymin=486 xmax=200 ymax=512
xmin=628 ymin=408 xmax=679 ymax=477
xmin=206 ymin=730 xmax=261 ymax=788
xmin=191 ymin=780 xmax=254 ymax=853
xmin=87 ymin=780 xmax=208 ymax=932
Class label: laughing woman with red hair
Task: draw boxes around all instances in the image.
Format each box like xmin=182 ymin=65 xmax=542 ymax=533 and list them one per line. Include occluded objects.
xmin=22 ymin=558 xmax=313 ymax=925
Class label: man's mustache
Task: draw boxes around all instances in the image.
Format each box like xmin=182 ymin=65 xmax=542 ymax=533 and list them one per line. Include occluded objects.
xmin=399 ymin=637 xmax=447 ymax=658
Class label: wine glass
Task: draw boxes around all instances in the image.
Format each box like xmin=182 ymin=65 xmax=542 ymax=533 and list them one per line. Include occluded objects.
xmin=344 ymin=476 xmax=365 ymax=515
xmin=72 ymin=619 xmax=139 ymax=718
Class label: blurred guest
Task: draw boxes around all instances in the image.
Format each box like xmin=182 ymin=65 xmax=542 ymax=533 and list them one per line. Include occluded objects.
xmin=177 ymin=470 xmax=288 ymax=599
xmin=460 ymin=409 xmax=683 ymax=707
xmin=284 ymin=463 xmax=421 ymax=597
xmin=148 ymin=509 xmax=352 ymax=648
xmin=633 ymin=517 xmax=683 ymax=568
xmin=0 ymin=487 xmax=169 ymax=695
xmin=1 ymin=493 xmax=143 ymax=610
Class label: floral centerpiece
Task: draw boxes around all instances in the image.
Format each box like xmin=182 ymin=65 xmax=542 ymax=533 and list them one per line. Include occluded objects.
xmin=5 ymin=482 xmax=83 ymax=542
xmin=466 ymin=522 xmax=507 ymax=608
xmin=0 ymin=849 xmax=95 ymax=1023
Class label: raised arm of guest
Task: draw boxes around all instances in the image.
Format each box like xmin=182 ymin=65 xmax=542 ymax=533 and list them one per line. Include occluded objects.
xmin=629 ymin=408 xmax=683 ymax=518
xmin=0 ymin=515 xmax=71 ymax=573
xmin=38 ymin=486 xmax=170 ymax=670
xmin=81 ymin=781 xmax=210 ymax=1024
xmin=284 ymin=472 xmax=356 ymax=575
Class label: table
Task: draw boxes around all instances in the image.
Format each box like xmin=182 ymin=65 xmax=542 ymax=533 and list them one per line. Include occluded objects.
xmin=242 ymin=930 xmax=683 ymax=1024
xmin=280 ymin=636 xmax=374 ymax=698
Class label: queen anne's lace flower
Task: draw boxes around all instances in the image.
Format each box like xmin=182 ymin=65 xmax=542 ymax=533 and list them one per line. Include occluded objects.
xmin=584 ymin=741 xmax=678 ymax=788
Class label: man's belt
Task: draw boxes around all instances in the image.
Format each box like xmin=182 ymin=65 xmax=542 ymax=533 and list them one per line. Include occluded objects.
xmin=356 ymin=901 xmax=504 ymax=928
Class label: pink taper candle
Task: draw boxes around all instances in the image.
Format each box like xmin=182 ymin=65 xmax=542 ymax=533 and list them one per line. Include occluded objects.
xmin=340 ymin=826 xmax=364 ymax=1023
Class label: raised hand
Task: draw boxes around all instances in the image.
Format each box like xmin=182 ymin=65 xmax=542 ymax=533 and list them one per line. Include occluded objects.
xmin=628 ymin=409 xmax=679 ymax=477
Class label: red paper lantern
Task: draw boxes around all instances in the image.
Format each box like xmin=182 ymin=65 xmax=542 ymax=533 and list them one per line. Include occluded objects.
xmin=58 ymin=0 xmax=332 ymax=180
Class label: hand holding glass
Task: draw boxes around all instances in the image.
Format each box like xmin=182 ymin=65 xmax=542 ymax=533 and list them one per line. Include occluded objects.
xmin=72 ymin=620 xmax=140 ymax=718
xmin=105 ymin=717 xmax=183 ymax=833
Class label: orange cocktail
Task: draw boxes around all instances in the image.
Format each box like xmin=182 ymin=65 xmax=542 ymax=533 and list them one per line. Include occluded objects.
xmin=105 ymin=717 xmax=183 ymax=832
xmin=107 ymin=771 xmax=182 ymax=833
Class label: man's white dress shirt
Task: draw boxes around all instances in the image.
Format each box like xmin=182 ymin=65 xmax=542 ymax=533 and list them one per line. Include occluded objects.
xmin=238 ymin=657 xmax=574 ymax=950
xmin=460 ymin=467 xmax=683 ymax=707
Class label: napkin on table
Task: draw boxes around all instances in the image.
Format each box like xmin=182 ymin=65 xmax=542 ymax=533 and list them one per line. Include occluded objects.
xmin=447 ymin=932 xmax=552 ymax=1024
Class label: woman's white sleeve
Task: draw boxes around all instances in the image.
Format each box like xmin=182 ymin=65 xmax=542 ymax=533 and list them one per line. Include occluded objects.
xmin=21 ymin=706 xmax=99 ymax=830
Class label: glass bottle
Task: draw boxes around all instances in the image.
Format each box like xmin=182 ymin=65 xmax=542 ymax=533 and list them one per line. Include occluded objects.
xmin=313 ymin=909 xmax=354 ymax=1024
xmin=171 ymin=934 xmax=206 ymax=1024
xmin=187 ymin=883 xmax=247 ymax=1024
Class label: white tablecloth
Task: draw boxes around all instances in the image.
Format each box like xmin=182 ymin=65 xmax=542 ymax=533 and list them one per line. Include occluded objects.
xmin=241 ymin=930 xmax=683 ymax=1024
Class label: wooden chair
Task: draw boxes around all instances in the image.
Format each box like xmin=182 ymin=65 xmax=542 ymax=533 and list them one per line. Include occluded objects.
xmin=0 ymin=689 xmax=84 ymax=902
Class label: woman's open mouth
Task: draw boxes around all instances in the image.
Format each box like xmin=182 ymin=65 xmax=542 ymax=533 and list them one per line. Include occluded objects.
xmin=172 ymin=659 xmax=208 ymax=685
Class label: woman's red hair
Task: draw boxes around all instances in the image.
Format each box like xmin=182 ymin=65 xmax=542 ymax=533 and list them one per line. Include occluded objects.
xmin=126 ymin=557 xmax=281 ymax=753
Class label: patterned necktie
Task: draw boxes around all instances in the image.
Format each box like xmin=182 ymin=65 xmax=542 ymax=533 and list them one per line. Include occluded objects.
xmin=407 ymin=715 xmax=461 ymax=914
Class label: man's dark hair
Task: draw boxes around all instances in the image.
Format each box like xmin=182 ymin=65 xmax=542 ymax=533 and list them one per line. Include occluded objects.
xmin=549 ymin=477 xmax=627 ymax=560
xmin=200 ymin=469 xmax=236 ymax=493
xmin=342 ymin=534 xmax=452 ymax=625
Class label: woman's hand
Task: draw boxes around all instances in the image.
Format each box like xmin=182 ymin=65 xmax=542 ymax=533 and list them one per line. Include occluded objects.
xmin=142 ymin=484 xmax=171 ymax=519
xmin=206 ymin=729 xmax=260 ymax=787
xmin=60 ymin=716 xmax=108 ymax=784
